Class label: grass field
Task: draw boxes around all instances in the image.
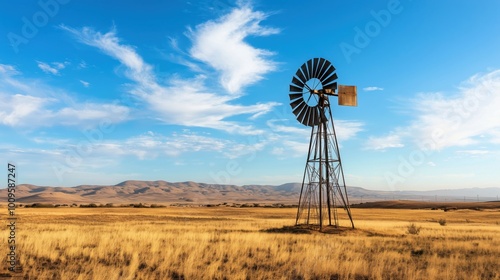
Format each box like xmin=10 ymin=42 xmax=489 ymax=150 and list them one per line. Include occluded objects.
xmin=1 ymin=206 xmax=499 ymax=279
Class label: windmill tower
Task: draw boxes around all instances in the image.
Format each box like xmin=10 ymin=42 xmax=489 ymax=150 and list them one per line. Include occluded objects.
xmin=289 ymin=58 xmax=356 ymax=229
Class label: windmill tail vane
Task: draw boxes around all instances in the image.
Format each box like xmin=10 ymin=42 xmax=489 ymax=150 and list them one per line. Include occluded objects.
xmin=289 ymin=58 xmax=357 ymax=229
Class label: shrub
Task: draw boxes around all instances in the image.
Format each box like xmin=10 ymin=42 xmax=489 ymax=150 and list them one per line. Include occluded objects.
xmin=79 ymin=203 xmax=98 ymax=208
xmin=28 ymin=203 xmax=55 ymax=208
xmin=406 ymin=223 xmax=421 ymax=235
xmin=150 ymin=204 xmax=165 ymax=208
xmin=133 ymin=203 xmax=148 ymax=208
xmin=438 ymin=219 xmax=447 ymax=226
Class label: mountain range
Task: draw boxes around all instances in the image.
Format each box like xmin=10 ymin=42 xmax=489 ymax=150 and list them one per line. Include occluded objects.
xmin=3 ymin=181 xmax=499 ymax=205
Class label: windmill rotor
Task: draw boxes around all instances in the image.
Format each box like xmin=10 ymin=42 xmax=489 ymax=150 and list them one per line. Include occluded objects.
xmin=289 ymin=58 xmax=339 ymax=127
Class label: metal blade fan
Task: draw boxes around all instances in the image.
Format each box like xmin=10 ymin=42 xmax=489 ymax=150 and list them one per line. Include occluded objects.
xmin=289 ymin=58 xmax=338 ymax=126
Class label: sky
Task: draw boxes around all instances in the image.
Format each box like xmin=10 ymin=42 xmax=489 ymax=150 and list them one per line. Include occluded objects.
xmin=1 ymin=0 xmax=500 ymax=191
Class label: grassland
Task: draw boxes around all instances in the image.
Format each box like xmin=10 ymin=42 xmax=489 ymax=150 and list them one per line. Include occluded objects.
xmin=1 ymin=206 xmax=499 ymax=279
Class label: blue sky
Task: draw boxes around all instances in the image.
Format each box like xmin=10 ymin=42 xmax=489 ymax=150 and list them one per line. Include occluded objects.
xmin=1 ymin=0 xmax=499 ymax=190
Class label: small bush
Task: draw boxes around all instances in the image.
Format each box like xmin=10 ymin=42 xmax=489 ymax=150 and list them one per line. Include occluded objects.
xmin=438 ymin=219 xmax=447 ymax=226
xmin=150 ymin=204 xmax=165 ymax=208
xmin=28 ymin=203 xmax=55 ymax=208
xmin=406 ymin=223 xmax=421 ymax=235
xmin=80 ymin=203 xmax=98 ymax=208
xmin=133 ymin=203 xmax=148 ymax=208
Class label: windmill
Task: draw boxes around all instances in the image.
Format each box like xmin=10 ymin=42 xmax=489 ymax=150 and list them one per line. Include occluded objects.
xmin=289 ymin=58 xmax=356 ymax=230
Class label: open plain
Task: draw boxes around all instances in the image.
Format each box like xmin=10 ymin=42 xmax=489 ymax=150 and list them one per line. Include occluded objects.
xmin=1 ymin=205 xmax=499 ymax=280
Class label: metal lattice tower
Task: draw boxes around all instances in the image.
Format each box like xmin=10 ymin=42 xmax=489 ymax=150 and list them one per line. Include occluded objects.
xmin=289 ymin=58 xmax=356 ymax=229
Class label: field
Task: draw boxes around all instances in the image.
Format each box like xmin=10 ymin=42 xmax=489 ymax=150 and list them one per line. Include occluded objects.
xmin=1 ymin=205 xmax=499 ymax=280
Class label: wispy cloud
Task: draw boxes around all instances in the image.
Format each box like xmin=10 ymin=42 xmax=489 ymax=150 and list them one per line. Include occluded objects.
xmin=37 ymin=61 xmax=69 ymax=75
xmin=0 ymin=64 xmax=129 ymax=127
xmin=61 ymin=5 xmax=280 ymax=135
xmin=267 ymin=119 xmax=364 ymax=142
xmin=188 ymin=4 xmax=280 ymax=94
xmin=121 ymin=131 xmax=227 ymax=159
xmin=80 ymin=80 xmax=90 ymax=87
xmin=78 ymin=60 xmax=87 ymax=69
xmin=363 ymin=86 xmax=383 ymax=91
xmin=0 ymin=64 xmax=18 ymax=74
xmin=366 ymin=69 xmax=500 ymax=152
xmin=411 ymin=70 xmax=500 ymax=150
xmin=365 ymin=133 xmax=404 ymax=151
xmin=267 ymin=118 xmax=364 ymax=158
xmin=35 ymin=130 xmax=261 ymax=160
xmin=335 ymin=120 xmax=364 ymax=141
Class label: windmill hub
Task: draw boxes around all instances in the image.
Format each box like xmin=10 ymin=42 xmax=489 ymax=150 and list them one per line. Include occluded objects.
xmin=289 ymin=58 xmax=357 ymax=230
xmin=311 ymin=88 xmax=335 ymax=95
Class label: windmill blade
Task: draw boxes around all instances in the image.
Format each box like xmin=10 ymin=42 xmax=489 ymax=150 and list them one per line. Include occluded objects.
xmin=311 ymin=58 xmax=320 ymax=78
xmin=314 ymin=58 xmax=328 ymax=79
xmin=322 ymin=73 xmax=338 ymax=88
xmin=300 ymin=63 xmax=309 ymax=81
xmin=314 ymin=107 xmax=322 ymax=125
xmin=307 ymin=106 xmax=318 ymax=126
xmin=289 ymin=93 xmax=302 ymax=101
xmin=292 ymin=101 xmax=307 ymax=117
xmin=292 ymin=76 xmax=304 ymax=88
xmin=304 ymin=107 xmax=315 ymax=127
xmin=319 ymin=64 xmax=335 ymax=82
xmin=290 ymin=84 xmax=303 ymax=93
xmin=297 ymin=106 xmax=310 ymax=125
xmin=323 ymin=82 xmax=337 ymax=91
xmin=290 ymin=98 xmax=303 ymax=110
xmin=306 ymin=59 xmax=314 ymax=80
xmin=295 ymin=68 xmax=307 ymax=84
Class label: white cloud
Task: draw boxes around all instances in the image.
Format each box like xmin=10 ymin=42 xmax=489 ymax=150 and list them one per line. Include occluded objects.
xmin=267 ymin=119 xmax=363 ymax=142
xmin=267 ymin=118 xmax=363 ymax=158
xmin=367 ymin=69 xmax=500 ymax=152
xmin=41 ymin=131 xmax=254 ymax=160
xmin=37 ymin=61 xmax=69 ymax=75
xmin=266 ymin=119 xmax=310 ymax=136
xmin=80 ymin=80 xmax=90 ymax=87
xmin=37 ymin=61 xmax=58 ymax=75
xmin=335 ymin=120 xmax=364 ymax=141
xmin=53 ymin=104 xmax=129 ymax=125
xmin=0 ymin=64 xmax=129 ymax=128
xmin=365 ymin=133 xmax=404 ymax=151
xmin=61 ymin=16 xmax=279 ymax=134
xmin=281 ymin=140 xmax=309 ymax=156
xmin=410 ymin=70 xmax=500 ymax=150
xmin=0 ymin=64 xmax=18 ymax=74
xmin=120 ymin=132 xmax=227 ymax=159
xmin=79 ymin=61 xmax=87 ymax=69
xmin=188 ymin=4 xmax=279 ymax=94
xmin=363 ymin=86 xmax=383 ymax=91
xmin=491 ymin=131 xmax=500 ymax=144
xmin=0 ymin=94 xmax=47 ymax=126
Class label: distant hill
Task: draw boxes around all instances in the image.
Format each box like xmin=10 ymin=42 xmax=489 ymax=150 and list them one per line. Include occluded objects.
xmin=1 ymin=181 xmax=499 ymax=205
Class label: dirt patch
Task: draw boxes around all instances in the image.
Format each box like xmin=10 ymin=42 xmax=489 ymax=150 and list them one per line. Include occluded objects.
xmin=261 ymin=225 xmax=387 ymax=237
xmin=351 ymin=200 xmax=500 ymax=210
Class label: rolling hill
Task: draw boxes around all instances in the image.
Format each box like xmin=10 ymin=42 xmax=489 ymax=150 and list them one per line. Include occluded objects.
xmin=1 ymin=181 xmax=499 ymax=205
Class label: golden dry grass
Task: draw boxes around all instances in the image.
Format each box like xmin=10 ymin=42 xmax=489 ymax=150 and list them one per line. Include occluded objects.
xmin=1 ymin=207 xmax=499 ymax=279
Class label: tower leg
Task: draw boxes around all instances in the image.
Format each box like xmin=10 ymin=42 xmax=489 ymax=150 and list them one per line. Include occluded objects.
xmin=295 ymin=96 xmax=355 ymax=229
